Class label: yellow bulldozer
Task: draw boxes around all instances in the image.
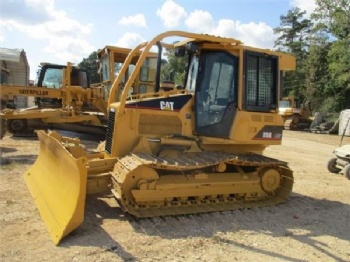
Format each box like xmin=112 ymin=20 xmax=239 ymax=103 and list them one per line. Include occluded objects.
xmin=0 ymin=46 xmax=157 ymax=138
xmin=279 ymin=96 xmax=312 ymax=130
xmin=0 ymin=63 xmax=106 ymax=137
xmin=24 ymin=30 xmax=296 ymax=245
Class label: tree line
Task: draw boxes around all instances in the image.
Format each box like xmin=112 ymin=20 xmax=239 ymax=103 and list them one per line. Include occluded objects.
xmin=275 ymin=0 xmax=349 ymax=112
xmin=79 ymin=0 xmax=349 ymax=113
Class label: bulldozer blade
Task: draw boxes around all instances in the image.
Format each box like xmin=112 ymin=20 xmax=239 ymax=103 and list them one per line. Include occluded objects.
xmin=24 ymin=130 xmax=88 ymax=245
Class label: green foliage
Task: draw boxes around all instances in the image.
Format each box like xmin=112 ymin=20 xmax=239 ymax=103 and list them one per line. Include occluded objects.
xmin=274 ymin=7 xmax=312 ymax=54
xmin=312 ymin=0 xmax=350 ymax=40
xmin=328 ymin=39 xmax=350 ymax=89
xmin=160 ymin=48 xmax=188 ymax=86
xmin=318 ymin=96 xmax=339 ymax=112
xmin=275 ymin=1 xmax=350 ymax=112
xmin=78 ymin=51 xmax=100 ymax=84
xmin=303 ymin=35 xmax=331 ymax=111
xmin=274 ymin=7 xmax=313 ymax=103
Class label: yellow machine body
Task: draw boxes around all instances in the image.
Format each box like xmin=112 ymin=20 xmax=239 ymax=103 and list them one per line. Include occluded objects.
xmin=0 ymin=47 xmax=157 ymax=136
xmin=279 ymin=96 xmax=312 ymax=130
xmin=25 ymin=31 xmax=296 ymax=244
xmin=24 ymin=131 xmax=87 ymax=245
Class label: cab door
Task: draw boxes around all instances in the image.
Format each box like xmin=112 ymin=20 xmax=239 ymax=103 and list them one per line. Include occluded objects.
xmin=194 ymin=51 xmax=238 ymax=138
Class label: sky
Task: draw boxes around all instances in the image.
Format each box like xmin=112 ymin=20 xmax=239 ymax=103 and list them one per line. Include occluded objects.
xmin=0 ymin=0 xmax=316 ymax=80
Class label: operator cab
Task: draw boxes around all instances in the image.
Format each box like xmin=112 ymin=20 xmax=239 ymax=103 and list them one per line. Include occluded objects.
xmin=177 ymin=42 xmax=279 ymax=138
xmin=98 ymin=46 xmax=158 ymax=101
xmin=35 ymin=63 xmax=89 ymax=107
xmin=36 ymin=64 xmax=89 ymax=88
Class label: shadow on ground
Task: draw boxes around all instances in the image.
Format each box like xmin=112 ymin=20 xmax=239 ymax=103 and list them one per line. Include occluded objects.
xmin=0 ymin=154 xmax=37 ymax=166
xmin=61 ymin=192 xmax=350 ymax=262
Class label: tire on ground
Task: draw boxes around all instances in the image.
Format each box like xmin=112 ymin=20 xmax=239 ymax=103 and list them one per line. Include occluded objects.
xmin=327 ymin=157 xmax=341 ymax=173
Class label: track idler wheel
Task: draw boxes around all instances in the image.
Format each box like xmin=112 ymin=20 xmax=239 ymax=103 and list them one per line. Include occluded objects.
xmin=259 ymin=167 xmax=281 ymax=193
xmin=7 ymin=119 xmax=27 ymax=134
xmin=291 ymin=115 xmax=300 ymax=124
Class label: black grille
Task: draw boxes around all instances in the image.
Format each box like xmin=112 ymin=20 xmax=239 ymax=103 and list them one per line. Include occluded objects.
xmin=244 ymin=51 xmax=277 ymax=112
xmin=105 ymin=109 xmax=115 ymax=154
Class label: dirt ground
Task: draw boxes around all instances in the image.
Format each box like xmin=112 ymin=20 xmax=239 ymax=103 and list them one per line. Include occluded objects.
xmin=0 ymin=130 xmax=349 ymax=262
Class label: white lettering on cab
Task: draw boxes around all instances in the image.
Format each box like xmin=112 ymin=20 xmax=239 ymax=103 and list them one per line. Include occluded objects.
xmin=160 ymin=101 xmax=174 ymax=111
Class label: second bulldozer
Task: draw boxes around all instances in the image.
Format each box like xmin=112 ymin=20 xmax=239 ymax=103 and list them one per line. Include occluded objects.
xmin=25 ymin=30 xmax=296 ymax=245
xmin=279 ymin=96 xmax=312 ymax=130
xmin=0 ymin=46 xmax=157 ymax=137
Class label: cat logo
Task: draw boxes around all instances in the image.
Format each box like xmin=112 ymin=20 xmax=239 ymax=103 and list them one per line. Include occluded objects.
xmin=160 ymin=101 xmax=174 ymax=111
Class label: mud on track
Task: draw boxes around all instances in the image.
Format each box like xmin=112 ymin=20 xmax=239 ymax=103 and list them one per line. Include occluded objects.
xmin=1 ymin=130 xmax=350 ymax=262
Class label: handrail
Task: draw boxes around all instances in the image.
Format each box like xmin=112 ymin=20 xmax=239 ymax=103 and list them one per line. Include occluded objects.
xmin=107 ymin=30 xmax=243 ymax=116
